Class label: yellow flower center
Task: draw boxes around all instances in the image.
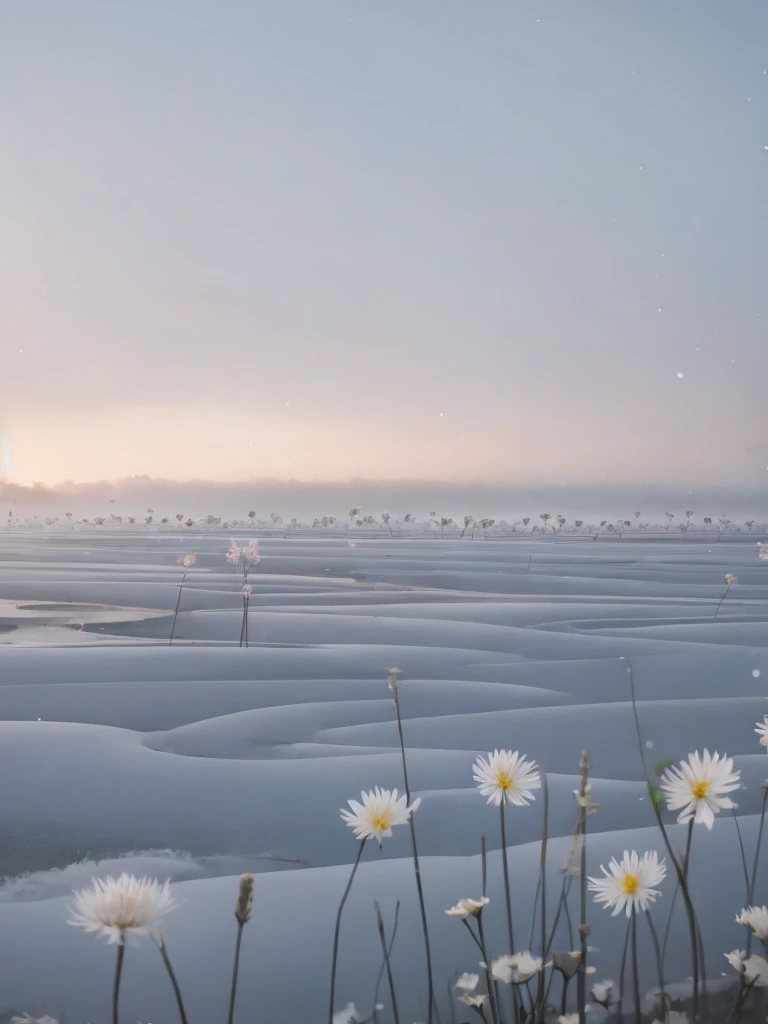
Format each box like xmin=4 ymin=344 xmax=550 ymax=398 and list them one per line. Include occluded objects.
xmin=691 ymin=781 xmax=711 ymax=799
xmin=495 ymin=770 xmax=516 ymax=791
xmin=622 ymin=873 xmax=640 ymax=895
xmin=369 ymin=810 xmax=392 ymax=833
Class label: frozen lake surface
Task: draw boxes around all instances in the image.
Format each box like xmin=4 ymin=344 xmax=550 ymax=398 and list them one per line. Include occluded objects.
xmin=1 ymin=528 xmax=767 ymax=1021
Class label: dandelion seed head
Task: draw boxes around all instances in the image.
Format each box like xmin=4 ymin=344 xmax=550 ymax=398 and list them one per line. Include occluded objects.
xmin=68 ymin=873 xmax=174 ymax=945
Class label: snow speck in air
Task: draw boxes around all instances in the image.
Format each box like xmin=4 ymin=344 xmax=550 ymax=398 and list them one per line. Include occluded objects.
xmin=677 ymin=373 xmax=685 ymax=379
xmin=753 ymin=670 xmax=762 ymax=678
xmin=645 ymin=740 xmax=654 ymax=749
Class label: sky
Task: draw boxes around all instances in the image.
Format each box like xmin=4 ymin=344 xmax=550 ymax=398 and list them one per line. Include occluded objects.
xmin=1 ymin=0 xmax=767 ymax=487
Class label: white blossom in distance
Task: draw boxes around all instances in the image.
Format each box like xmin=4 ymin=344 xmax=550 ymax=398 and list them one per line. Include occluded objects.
xmin=455 ymin=972 xmax=480 ymax=991
xmin=725 ymin=950 xmax=768 ymax=987
xmin=490 ymin=952 xmax=544 ymax=984
xmin=591 ymin=980 xmax=614 ymax=1007
xmin=445 ymin=897 xmax=490 ymax=918
xmin=473 ymin=749 xmax=541 ymax=807
xmin=226 ymin=539 xmax=260 ymax=567
xmin=736 ymin=906 xmax=768 ymax=940
xmin=68 ymin=873 xmax=174 ymax=945
xmin=242 ymin=583 xmax=253 ymax=597
xmin=660 ymin=750 xmax=740 ymax=829
xmin=588 ymin=851 xmax=666 ymax=917
xmin=177 ymin=553 xmax=197 ymax=567
xmin=758 ymin=542 xmax=768 ymax=561
xmin=340 ymin=787 xmax=421 ymax=846
xmin=332 ymin=1003 xmax=359 ymax=1024
xmin=725 ymin=574 xmax=738 ymax=584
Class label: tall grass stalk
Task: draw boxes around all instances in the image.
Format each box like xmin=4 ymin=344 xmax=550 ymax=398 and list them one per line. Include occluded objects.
xmin=328 ymin=839 xmax=367 ymax=1024
xmin=536 ymin=773 xmax=549 ymax=1021
xmin=387 ymin=669 xmax=438 ymax=1024
xmin=169 ymin=569 xmax=187 ymax=645
xmin=374 ymin=901 xmax=401 ymax=1024
xmin=714 ymin=580 xmax=733 ymax=621
xmin=228 ymin=873 xmax=254 ymax=1024
xmin=625 ymin=657 xmax=700 ymax=1020
xmin=576 ymin=750 xmax=591 ymax=1024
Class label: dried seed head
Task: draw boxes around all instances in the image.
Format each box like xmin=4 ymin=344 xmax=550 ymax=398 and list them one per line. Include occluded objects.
xmin=386 ymin=666 xmax=403 ymax=697
xmin=235 ymin=872 xmax=254 ymax=926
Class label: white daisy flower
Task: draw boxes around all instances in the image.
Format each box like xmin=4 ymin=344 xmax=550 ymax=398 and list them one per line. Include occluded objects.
xmin=725 ymin=950 xmax=768 ymax=986
xmin=340 ymin=787 xmax=421 ymax=846
xmin=588 ymin=851 xmax=666 ymax=917
xmin=68 ymin=873 xmax=174 ymax=945
xmin=755 ymin=717 xmax=768 ymax=750
xmin=445 ymin=897 xmax=489 ymax=918
xmin=660 ymin=750 xmax=741 ymax=829
xmin=490 ymin=952 xmax=544 ymax=984
xmin=591 ymin=979 xmax=614 ymax=1006
xmin=455 ymin=972 xmax=480 ymax=991
xmin=458 ymin=993 xmax=487 ymax=1009
xmin=472 ymin=749 xmax=541 ymax=807
xmin=736 ymin=906 xmax=768 ymax=940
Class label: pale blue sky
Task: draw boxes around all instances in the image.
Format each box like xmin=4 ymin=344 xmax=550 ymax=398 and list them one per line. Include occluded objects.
xmin=2 ymin=1 xmax=766 ymax=484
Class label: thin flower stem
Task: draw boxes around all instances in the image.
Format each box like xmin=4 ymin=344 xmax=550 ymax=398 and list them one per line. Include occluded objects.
xmin=375 ymin=901 xmax=401 ymax=1024
xmin=537 ymin=774 xmax=549 ymax=1020
xmin=732 ymin=808 xmax=751 ymax=900
xmin=661 ymin=880 xmax=679 ymax=964
xmin=626 ymin=657 xmax=700 ymax=1020
xmin=169 ymin=569 xmax=187 ymax=645
xmin=560 ymin=977 xmax=570 ymax=1018
xmin=244 ymin=597 xmax=249 ymax=649
xmin=391 ymin=684 xmax=438 ymax=1024
xmin=730 ymin=974 xmax=759 ymax=1024
xmin=475 ymin=912 xmax=501 ymax=1024
xmin=683 ymin=820 xmax=694 ymax=879
xmin=157 ymin=939 xmax=189 ymax=1024
xmin=113 ymin=943 xmax=125 ymax=1024
xmin=576 ymin=752 xmax=590 ymax=1024
xmin=714 ymin=583 xmax=731 ymax=621
xmin=616 ymin=918 xmax=631 ymax=1020
xmin=372 ymin=901 xmax=401 ymax=1021
xmin=744 ymin=788 xmax=768 ymax=958
xmin=227 ymin=923 xmax=245 ymax=1024
xmin=646 ymin=911 xmax=666 ymax=1017
xmin=749 ymin=788 xmax=768 ymax=904
xmin=499 ymin=801 xmax=516 ymax=954
xmin=630 ymin=913 xmax=641 ymax=1024
xmin=328 ymin=839 xmax=367 ymax=1024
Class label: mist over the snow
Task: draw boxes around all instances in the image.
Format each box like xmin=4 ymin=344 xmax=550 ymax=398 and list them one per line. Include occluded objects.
xmin=2 ymin=476 xmax=767 ymax=522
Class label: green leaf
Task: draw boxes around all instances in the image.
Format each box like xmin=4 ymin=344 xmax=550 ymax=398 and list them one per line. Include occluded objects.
xmin=650 ymin=786 xmax=664 ymax=809
xmin=654 ymin=759 xmax=674 ymax=777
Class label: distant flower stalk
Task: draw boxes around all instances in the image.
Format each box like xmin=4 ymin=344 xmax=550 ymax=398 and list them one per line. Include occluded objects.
xmin=170 ymin=555 xmax=196 ymax=646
